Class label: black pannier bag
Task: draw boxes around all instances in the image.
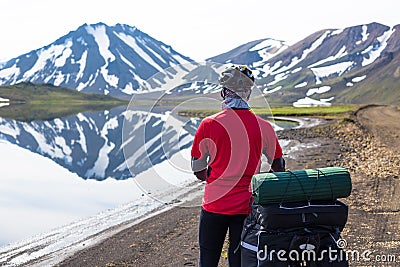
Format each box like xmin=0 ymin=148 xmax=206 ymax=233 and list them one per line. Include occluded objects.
xmin=241 ymin=201 xmax=349 ymax=267
xmin=256 ymin=230 xmax=349 ymax=267
xmin=240 ymin=209 xmax=260 ymax=267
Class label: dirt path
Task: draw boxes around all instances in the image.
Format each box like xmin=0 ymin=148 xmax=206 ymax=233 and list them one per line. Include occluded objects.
xmin=339 ymin=105 xmax=400 ymax=266
xmin=356 ymin=105 xmax=400 ymax=153
xmin=51 ymin=106 xmax=400 ymax=267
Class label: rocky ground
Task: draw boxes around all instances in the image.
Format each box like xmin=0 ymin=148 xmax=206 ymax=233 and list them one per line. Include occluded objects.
xmin=54 ymin=105 xmax=400 ymax=267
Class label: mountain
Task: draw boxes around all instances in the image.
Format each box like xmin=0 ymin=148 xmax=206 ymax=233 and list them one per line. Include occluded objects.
xmin=208 ymin=38 xmax=288 ymax=67
xmin=0 ymin=23 xmax=193 ymax=98
xmin=209 ymin=22 xmax=400 ymax=106
xmin=0 ymin=22 xmax=398 ymax=105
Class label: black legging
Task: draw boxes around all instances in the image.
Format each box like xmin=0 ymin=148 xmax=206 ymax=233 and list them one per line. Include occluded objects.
xmin=198 ymin=208 xmax=247 ymax=267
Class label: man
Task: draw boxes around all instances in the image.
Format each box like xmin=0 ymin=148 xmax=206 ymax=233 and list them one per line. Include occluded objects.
xmin=191 ymin=65 xmax=285 ymax=267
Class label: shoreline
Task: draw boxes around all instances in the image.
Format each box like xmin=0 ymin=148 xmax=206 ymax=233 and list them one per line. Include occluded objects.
xmin=0 ymin=179 xmax=204 ymax=267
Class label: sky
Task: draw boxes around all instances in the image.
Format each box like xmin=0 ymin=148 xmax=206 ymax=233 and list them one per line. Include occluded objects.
xmin=0 ymin=0 xmax=399 ymax=62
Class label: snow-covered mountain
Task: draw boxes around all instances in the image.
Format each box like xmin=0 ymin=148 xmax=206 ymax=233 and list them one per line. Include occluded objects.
xmin=0 ymin=23 xmax=193 ymax=98
xmin=210 ymin=22 xmax=400 ymax=105
xmin=0 ymin=106 xmax=197 ymax=180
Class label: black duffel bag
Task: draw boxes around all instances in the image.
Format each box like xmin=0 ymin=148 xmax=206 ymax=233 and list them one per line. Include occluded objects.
xmin=255 ymin=200 xmax=348 ymax=231
xmin=257 ymin=230 xmax=349 ymax=267
xmin=241 ymin=227 xmax=349 ymax=267
xmin=240 ymin=201 xmax=349 ymax=267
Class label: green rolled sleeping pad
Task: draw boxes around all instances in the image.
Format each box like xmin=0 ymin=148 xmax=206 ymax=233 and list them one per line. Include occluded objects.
xmin=251 ymin=167 xmax=352 ymax=205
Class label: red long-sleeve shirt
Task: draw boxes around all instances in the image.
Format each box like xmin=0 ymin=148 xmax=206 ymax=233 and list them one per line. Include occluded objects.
xmin=191 ymin=109 xmax=283 ymax=215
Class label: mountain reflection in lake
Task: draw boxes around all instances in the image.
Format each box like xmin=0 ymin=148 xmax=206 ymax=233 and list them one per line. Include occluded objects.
xmin=0 ymin=105 xmax=196 ymax=181
xmin=0 ymin=105 xmax=199 ymax=248
xmin=0 ymin=106 xmax=299 ymax=181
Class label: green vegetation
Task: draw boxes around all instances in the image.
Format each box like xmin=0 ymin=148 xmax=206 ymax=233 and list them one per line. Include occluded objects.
xmin=178 ymin=105 xmax=362 ymax=119
xmin=256 ymin=105 xmax=361 ymax=117
xmin=0 ymin=82 xmax=128 ymax=121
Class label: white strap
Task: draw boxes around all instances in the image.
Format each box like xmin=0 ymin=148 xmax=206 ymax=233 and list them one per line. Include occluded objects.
xmin=241 ymin=241 xmax=258 ymax=252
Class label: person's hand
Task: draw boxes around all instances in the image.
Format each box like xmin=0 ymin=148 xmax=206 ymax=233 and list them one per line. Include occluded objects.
xmin=269 ymin=157 xmax=286 ymax=172
xmin=194 ymin=169 xmax=207 ymax=181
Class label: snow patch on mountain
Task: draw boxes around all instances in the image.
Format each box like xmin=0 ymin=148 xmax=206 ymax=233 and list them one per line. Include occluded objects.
xmin=308 ymin=46 xmax=348 ymax=68
xmin=362 ymin=28 xmax=395 ymax=66
xmin=310 ymin=61 xmax=353 ymax=83
xmin=268 ymin=72 xmax=288 ymax=86
xmin=291 ymin=67 xmax=302 ymax=74
xmin=264 ymin=86 xmax=282 ymax=94
xmin=250 ymin=39 xmax=288 ymax=63
xmin=306 ymin=86 xmax=331 ymax=96
xmin=0 ymin=62 xmax=20 ymax=84
xmin=87 ymin=25 xmax=115 ymax=62
xmin=116 ymin=32 xmax=164 ymax=73
xmin=352 ymin=75 xmax=367 ymax=82
xmin=356 ymin=25 xmax=370 ymax=45
xmin=295 ymin=82 xmax=307 ymax=88
xmin=331 ymin=28 xmax=344 ymax=36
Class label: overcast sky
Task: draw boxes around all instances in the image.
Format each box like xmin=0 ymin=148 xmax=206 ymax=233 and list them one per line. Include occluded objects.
xmin=1 ymin=0 xmax=399 ymax=62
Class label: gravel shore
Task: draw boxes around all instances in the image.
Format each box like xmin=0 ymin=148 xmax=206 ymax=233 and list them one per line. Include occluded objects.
xmin=54 ymin=105 xmax=400 ymax=267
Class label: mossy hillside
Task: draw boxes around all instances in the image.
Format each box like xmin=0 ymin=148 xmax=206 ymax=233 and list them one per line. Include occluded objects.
xmin=0 ymin=82 xmax=128 ymax=121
